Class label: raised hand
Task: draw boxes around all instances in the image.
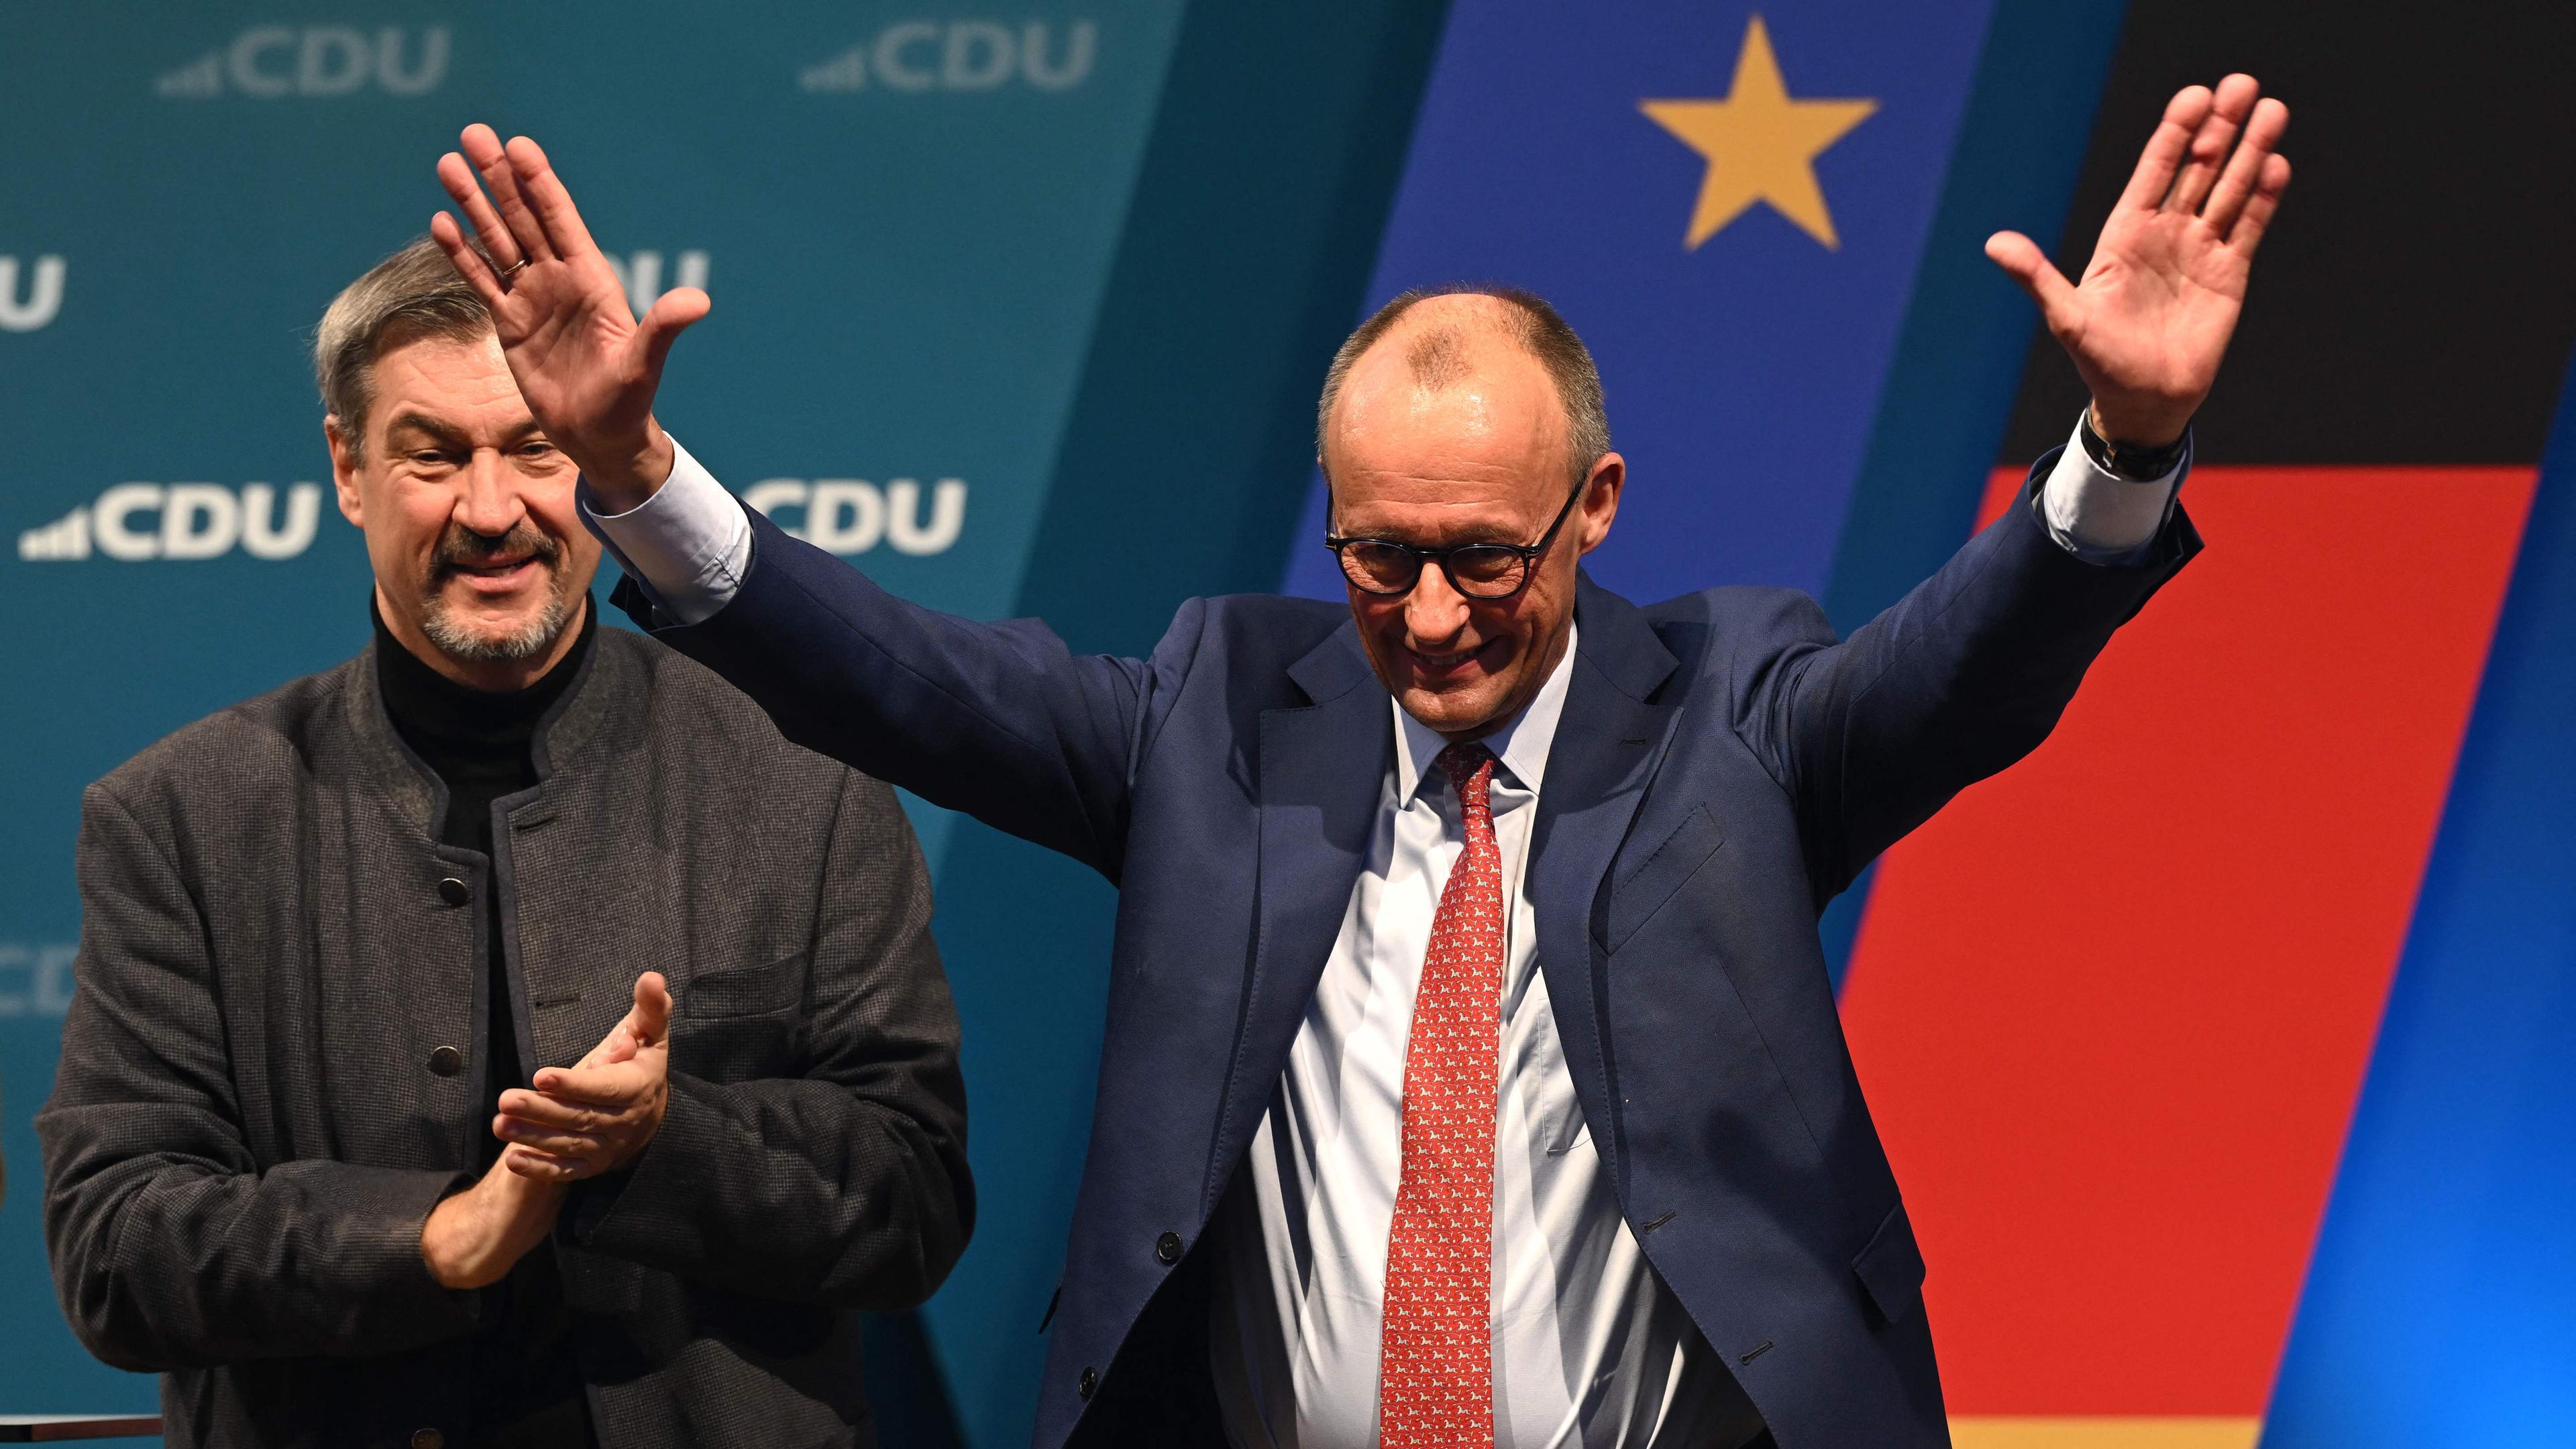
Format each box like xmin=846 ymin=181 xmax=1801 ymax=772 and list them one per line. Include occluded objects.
xmin=430 ymin=125 xmax=704 ymax=508
xmin=492 ymin=972 xmax=674 ymax=1182
xmin=1986 ymin=74 xmax=2291 ymax=446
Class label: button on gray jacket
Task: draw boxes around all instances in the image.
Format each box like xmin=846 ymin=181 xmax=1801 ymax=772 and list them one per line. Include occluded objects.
xmin=38 ymin=625 xmax=972 ymax=1448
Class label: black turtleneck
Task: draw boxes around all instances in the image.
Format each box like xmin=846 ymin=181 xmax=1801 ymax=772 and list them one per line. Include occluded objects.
xmin=374 ymin=594 xmax=596 ymax=1152
xmin=373 ymin=595 xmax=598 ymax=1449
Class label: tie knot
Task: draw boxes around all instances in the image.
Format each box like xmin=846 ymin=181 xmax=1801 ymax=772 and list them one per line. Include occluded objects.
xmin=1435 ymin=741 xmax=1496 ymax=804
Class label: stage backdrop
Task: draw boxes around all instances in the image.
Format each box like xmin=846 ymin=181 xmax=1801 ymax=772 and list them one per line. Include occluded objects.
xmin=4 ymin=2 xmax=2571 ymax=1446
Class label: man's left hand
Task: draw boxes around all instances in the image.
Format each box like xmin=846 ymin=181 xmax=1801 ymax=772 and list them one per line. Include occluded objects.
xmin=1985 ymin=73 xmax=2292 ymax=447
xmin=494 ymin=971 xmax=673 ymax=1181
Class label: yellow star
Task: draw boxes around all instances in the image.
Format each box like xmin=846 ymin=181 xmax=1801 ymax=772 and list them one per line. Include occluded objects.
xmin=1640 ymin=15 xmax=1878 ymax=250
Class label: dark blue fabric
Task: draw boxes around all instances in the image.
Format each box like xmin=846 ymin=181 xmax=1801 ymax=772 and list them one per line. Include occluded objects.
xmin=615 ymin=448 xmax=2198 ymax=1449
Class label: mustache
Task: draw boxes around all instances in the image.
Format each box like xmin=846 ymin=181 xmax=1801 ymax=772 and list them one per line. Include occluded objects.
xmin=431 ymin=522 xmax=561 ymax=574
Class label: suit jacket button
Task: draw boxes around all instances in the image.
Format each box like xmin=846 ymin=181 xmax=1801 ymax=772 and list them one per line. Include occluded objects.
xmin=411 ymin=1431 xmax=445 ymax=1449
xmin=1077 ymin=1366 xmax=1097 ymax=1401
xmin=1155 ymin=1231 xmax=1183 ymax=1265
xmin=427 ymin=1046 xmax=464 ymax=1077
xmin=437 ymin=877 xmax=470 ymax=906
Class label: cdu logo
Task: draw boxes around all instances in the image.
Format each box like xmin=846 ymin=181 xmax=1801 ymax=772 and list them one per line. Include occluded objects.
xmin=603 ymin=250 xmax=709 ymax=319
xmin=156 ymin=26 xmax=450 ymax=99
xmin=743 ymin=478 xmax=967 ymax=556
xmin=18 ymin=483 xmax=325 ymax=563
xmin=0 ymin=254 xmax=65 ymax=332
xmin=800 ymin=19 xmax=1095 ymax=94
xmin=0 ymin=943 xmax=77 ymax=1019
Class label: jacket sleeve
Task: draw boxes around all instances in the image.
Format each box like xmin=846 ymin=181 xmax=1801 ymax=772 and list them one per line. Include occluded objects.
xmin=1731 ymin=448 xmax=2202 ymax=906
xmin=621 ymin=506 xmax=1207 ymax=883
xmin=561 ymin=770 xmax=973 ymax=1309
xmin=36 ymin=784 xmax=481 ymax=1372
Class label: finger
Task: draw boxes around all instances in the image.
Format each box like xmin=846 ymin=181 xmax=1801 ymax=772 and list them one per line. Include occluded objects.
xmin=462 ymin=123 xmax=555 ymax=264
xmin=2202 ymin=95 xmax=2289 ymax=237
xmin=435 ymin=150 xmax=522 ymax=271
xmin=627 ymin=971 xmax=674 ymax=1049
xmin=2166 ymin=74 xmax=2260 ymax=216
xmin=503 ymin=136 xmax=602 ymax=262
xmin=429 ymin=212 xmax=511 ymax=313
xmin=1984 ymin=231 xmax=2082 ymax=334
xmin=498 ymin=1089 xmax=615 ymax=1132
xmin=2116 ymin=85 xmax=2214 ymax=213
xmin=2227 ymin=152 xmax=2292 ymax=256
xmin=636 ymin=292 xmax=710 ymax=382
xmin=504 ymin=1145 xmax=584 ymax=1181
xmin=530 ymin=1063 xmax=646 ymax=1108
xmin=495 ymin=1115 xmax=612 ymax=1159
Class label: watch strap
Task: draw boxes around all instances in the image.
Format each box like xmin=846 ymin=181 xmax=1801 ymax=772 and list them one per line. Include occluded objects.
xmin=2078 ymin=407 xmax=2190 ymax=482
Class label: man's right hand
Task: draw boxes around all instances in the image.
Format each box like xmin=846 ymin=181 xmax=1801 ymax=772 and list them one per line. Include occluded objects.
xmin=429 ymin=123 xmax=706 ymax=510
xmin=419 ymin=1148 xmax=569 ymax=1291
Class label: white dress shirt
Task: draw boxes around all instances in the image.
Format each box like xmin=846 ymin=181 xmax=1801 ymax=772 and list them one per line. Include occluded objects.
xmin=1206 ymin=624 xmax=1764 ymax=1448
xmin=582 ymin=423 xmax=2184 ymax=1446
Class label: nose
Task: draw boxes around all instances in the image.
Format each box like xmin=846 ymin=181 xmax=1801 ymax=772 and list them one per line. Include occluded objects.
xmin=453 ymin=447 xmax=527 ymax=538
xmin=1401 ymin=562 xmax=1471 ymax=645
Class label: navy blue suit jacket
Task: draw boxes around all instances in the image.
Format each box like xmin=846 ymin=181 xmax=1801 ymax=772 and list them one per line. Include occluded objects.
xmin=618 ymin=451 xmax=2198 ymax=1448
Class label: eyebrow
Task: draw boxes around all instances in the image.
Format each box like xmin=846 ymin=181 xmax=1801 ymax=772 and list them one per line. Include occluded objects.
xmin=382 ymin=411 xmax=548 ymax=449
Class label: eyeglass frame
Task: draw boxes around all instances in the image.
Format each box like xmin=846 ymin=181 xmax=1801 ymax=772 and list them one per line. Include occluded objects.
xmin=1322 ymin=475 xmax=1589 ymax=600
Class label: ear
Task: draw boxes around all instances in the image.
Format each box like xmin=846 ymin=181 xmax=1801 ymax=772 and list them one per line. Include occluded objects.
xmin=1575 ymin=452 xmax=1625 ymax=556
xmin=325 ymin=417 xmax=365 ymax=528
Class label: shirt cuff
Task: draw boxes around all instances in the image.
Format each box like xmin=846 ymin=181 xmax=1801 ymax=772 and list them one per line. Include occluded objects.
xmin=576 ymin=436 xmax=753 ymax=626
xmin=2035 ymin=415 xmax=2188 ymax=566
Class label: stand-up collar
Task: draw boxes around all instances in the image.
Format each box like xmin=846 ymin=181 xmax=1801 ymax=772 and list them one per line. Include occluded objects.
xmin=347 ymin=592 xmax=628 ymax=834
xmin=371 ymin=594 xmax=597 ymax=761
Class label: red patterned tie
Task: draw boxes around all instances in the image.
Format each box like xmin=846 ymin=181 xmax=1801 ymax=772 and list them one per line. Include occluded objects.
xmin=1379 ymin=742 xmax=1503 ymax=1448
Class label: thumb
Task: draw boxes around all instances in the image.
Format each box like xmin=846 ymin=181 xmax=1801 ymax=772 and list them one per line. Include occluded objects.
xmin=1984 ymin=231 xmax=2080 ymax=331
xmin=635 ymin=288 xmax=709 ymax=380
xmin=629 ymin=971 xmax=673 ymax=1049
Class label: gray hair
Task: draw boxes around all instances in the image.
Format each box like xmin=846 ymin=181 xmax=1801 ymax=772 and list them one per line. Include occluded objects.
xmin=1316 ymin=283 xmax=1611 ymax=486
xmin=314 ymin=235 xmax=492 ymax=457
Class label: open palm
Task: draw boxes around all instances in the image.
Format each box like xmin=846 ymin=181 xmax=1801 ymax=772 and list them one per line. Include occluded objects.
xmin=429 ymin=125 xmax=705 ymax=496
xmin=1987 ymin=74 xmax=2291 ymax=445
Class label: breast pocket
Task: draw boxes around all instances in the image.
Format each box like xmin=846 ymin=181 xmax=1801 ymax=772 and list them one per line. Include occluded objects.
xmin=1600 ymin=806 xmax=1727 ymax=955
xmin=674 ymin=951 xmax=807 ymax=1080
xmin=683 ymin=951 xmax=806 ymax=1018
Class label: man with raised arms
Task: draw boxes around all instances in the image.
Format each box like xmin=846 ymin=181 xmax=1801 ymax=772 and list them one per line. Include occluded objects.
xmin=430 ymin=76 xmax=2286 ymax=1448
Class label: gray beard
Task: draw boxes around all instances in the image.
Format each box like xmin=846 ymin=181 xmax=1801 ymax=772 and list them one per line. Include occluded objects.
xmin=419 ymin=569 xmax=572 ymax=663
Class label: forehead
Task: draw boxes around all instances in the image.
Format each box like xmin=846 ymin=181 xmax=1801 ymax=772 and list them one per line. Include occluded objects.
xmin=1329 ymin=322 xmax=1565 ymax=527
xmin=368 ymin=332 xmax=525 ymax=435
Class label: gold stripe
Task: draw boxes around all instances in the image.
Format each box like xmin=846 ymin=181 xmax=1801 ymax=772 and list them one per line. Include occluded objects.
xmin=1949 ymin=1417 xmax=2263 ymax=1449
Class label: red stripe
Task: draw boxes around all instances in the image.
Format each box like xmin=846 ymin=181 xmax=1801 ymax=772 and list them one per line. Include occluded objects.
xmin=1837 ymin=466 xmax=2534 ymax=1413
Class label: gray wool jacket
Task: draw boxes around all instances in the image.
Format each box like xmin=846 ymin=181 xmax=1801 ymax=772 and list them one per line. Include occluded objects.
xmin=38 ymin=625 xmax=973 ymax=1449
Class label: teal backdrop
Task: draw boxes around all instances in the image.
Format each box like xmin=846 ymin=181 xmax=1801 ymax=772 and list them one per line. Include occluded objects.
xmin=8 ymin=3 xmax=2575 ymax=1447
xmin=0 ymin=2 xmax=1451 ymax=1441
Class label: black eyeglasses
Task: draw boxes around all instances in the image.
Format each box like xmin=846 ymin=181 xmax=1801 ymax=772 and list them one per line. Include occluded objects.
xmin=1325 ymin=479 xmax=1586 ymax=600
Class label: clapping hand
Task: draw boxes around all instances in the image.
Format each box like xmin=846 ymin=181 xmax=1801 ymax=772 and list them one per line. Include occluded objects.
xmin=492 ymin=972 xmax=674 ymax=1183
xmin=430 ymin=125 xmax=700 ymax=509
xmin=1985 ymin=74 xmax=2292 ymax=447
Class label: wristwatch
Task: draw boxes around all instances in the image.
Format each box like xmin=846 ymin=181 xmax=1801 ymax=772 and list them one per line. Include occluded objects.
xmin=2078 ymin=407 xmax=2190 ymax=482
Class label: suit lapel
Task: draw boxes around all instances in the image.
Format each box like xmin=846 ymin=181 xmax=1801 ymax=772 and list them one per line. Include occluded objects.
xmin=1531 ymin=575 xmax=1682 ymax=1188
xmin=1205 ymin=625 xmax=1393 ymax=1209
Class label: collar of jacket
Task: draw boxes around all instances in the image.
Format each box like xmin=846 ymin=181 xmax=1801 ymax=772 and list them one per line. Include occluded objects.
xmin=344 ymin=607 xmax=635 ymax=839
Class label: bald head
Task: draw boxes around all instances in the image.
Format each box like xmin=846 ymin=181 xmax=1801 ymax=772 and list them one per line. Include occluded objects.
xmin=1316 ymin=285 xmax=1610 ymax=489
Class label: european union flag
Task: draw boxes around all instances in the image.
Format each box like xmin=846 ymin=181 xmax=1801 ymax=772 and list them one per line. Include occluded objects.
xmin=1285 ymin=0 xmax=2002 ymax=606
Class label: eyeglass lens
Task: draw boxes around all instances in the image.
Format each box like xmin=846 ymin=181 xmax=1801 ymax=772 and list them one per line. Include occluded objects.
xmin=1338 ymin=542 xmax=1528 ymax=598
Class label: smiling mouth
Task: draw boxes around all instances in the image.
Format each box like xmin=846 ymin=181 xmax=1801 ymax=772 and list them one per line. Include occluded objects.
xmin=1407 ymin=641 xmax=1499 ymax=680
xmin=445 ymin=555 xmax=545 ymax=588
